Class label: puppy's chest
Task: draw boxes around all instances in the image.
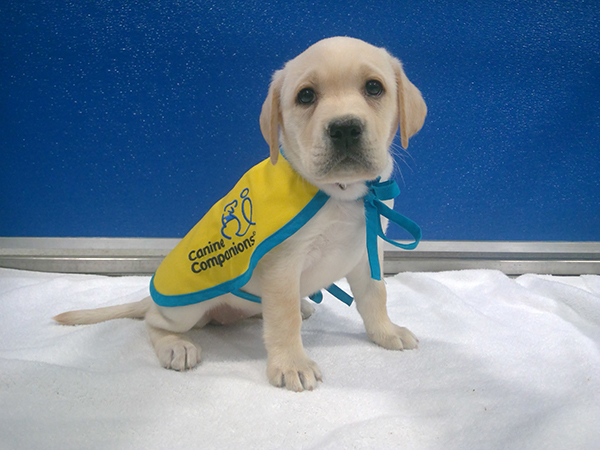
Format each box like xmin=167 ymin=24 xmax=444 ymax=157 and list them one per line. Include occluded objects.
xmin=301 ymin=200 xmax=366 ymax=266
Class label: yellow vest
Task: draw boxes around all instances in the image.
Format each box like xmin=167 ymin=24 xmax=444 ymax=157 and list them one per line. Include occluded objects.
xmin=150 ymin=157 xmax=329 ymax=307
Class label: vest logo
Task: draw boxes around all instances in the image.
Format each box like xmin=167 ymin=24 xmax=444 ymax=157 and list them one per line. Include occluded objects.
xmin=187 ymin=187 xmax=257 ymax=275
xmin=221 ymin=187 xmax=255 ymax=240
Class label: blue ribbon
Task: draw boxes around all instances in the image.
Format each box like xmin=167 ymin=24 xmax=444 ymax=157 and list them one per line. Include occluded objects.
xmin=363 ymin=178 xmax=422 ymax=281
xmin=309 ymin=284 xmax=354 ymax=306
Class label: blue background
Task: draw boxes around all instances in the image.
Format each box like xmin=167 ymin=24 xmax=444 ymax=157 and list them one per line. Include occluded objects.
xmin=1 ymin=1 xmax=599 ymax=240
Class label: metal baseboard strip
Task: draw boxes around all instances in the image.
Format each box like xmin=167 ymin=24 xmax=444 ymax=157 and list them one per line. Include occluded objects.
xmin=1 ymin=238 xmax=599 ymax=276
xmin=383 ymin=241 xmax=600 ymax=276
xmin=0 ymin=238 xmax=179 ymax=276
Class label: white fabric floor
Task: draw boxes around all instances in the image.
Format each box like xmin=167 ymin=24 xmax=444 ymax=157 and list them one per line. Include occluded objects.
xmin=1 ymin=267 xmax=599 ymax=449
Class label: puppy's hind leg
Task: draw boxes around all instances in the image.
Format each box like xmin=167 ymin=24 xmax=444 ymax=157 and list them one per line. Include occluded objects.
xmin=300 ymin=298 xmax=315 ymax=320
xmin=145 ymin=302 xmax=204 ymax=371
xmin=146 ymin=325 xmax=200 ymax=371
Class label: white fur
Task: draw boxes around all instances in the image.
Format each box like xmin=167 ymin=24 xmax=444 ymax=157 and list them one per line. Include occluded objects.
xmin=54 ymin=36 xmax=427 ymax=392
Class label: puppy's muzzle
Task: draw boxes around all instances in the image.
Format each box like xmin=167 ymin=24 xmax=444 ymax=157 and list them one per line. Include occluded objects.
xmin=327 ymin=116 xmax=364 ymax=156
xmin=320 ymin=115 xmax=375 ymax=177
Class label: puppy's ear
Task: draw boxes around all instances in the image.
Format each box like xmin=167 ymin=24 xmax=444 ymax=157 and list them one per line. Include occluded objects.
xmin=393 ymin=58 xmax=427 ymax=149
xmin=260 ymin=70 xmax=284 ymax=165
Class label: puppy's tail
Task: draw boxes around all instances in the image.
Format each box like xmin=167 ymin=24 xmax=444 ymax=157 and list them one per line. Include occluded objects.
xmin=53 ymin=297 xmax=152 ymax=325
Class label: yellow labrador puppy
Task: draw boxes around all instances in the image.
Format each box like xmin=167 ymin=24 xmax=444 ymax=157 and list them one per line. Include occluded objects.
xmin=54 ymin=36 xmax=427 ymax=392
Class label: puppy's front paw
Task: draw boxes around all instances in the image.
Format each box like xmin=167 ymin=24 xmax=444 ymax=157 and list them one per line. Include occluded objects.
xmin=368 ymin=323 xmax=418 ymax=351
xmin=155 ymin=335 xmax=201 ymax=371
xmin=267 ymin=355 xmax=322 ymax=392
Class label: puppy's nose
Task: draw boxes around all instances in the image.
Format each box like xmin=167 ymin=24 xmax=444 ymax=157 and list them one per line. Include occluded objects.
xmin=328 ymin=117 xmax=363 ymax=149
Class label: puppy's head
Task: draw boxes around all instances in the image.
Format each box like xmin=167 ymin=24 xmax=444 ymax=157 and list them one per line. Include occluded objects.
xmin=260 ymin=37 xmax=427 ymax=199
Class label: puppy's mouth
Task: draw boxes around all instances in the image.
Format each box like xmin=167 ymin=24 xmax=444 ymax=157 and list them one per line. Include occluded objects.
xmin=314 ymin=153 xmax=378 ymax=182
xmin=310 ymin=156 xmax=380 ymax=199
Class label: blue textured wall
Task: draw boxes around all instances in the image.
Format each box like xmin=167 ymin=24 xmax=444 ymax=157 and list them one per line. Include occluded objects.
xmin=1 ymin=1 xmax=599 ymax=240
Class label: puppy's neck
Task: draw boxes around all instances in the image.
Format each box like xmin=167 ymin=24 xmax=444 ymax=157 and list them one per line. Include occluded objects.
xmin=316 ymin=159 xmax=395 ymax=201
xmin=317 ymin=181 xmax=369 ymax=201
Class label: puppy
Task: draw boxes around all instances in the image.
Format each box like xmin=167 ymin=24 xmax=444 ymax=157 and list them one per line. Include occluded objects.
xmin=54 ymin=36 xmax=427 ymax=392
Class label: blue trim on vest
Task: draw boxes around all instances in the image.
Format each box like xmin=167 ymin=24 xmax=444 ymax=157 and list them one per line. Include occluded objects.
xmin=151 ymin=190 xmax=330 ymax=307
xmin=150 ymin=177 xmax=421 ymax=308
xmin=232 ymin=289 xmax=262 ymax=303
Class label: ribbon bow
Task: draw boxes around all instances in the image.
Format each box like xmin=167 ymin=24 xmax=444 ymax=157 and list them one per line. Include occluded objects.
xmin=309 ymin=178 xmax=421 ymax=306
xmin=363 ymin=177 xmax=422 ymax=280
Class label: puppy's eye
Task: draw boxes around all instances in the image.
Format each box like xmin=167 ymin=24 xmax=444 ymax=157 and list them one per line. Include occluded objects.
xmin=297 ymin=88 xmax=316 ymax=105
xmin=365 ymin=80 xmax=384 ymax=97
